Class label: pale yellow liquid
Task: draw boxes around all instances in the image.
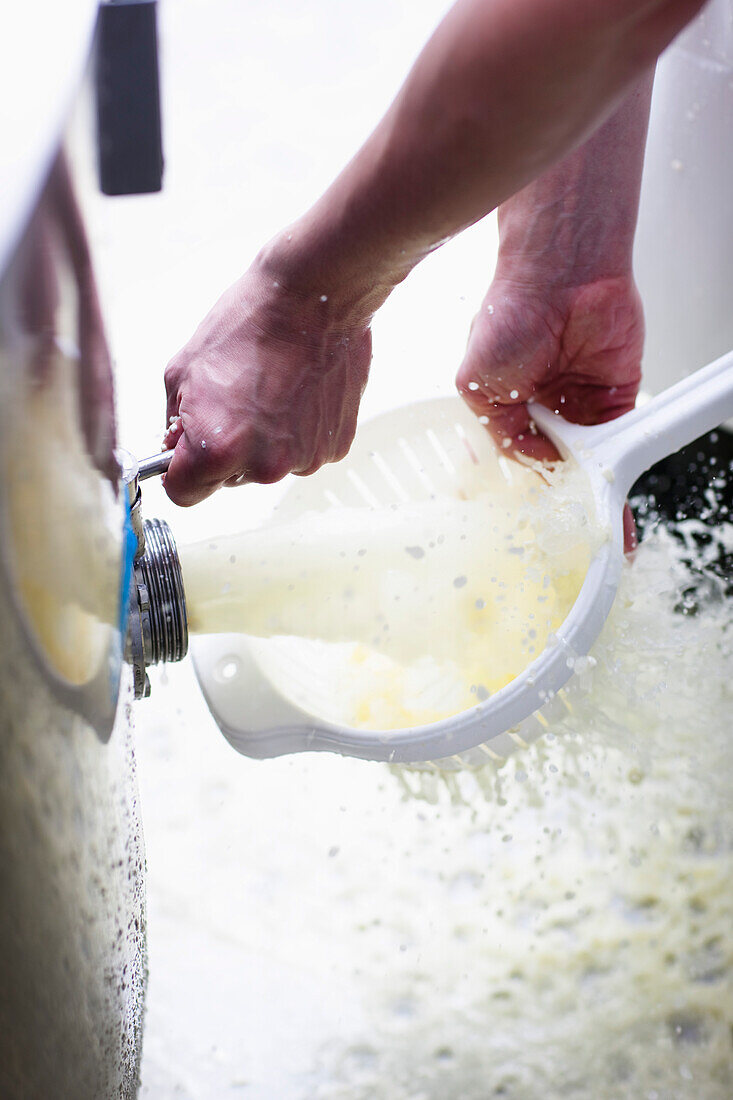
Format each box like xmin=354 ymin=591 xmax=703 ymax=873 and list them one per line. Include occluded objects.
xmin=180 ymin=457 xmax=598 ymax=727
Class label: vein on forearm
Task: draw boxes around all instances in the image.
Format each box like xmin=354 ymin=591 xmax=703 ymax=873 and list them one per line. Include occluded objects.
xmin=497 ymin=72 xmax=655 ymax=286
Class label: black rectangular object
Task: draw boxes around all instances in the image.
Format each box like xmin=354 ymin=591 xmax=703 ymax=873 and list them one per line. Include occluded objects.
xmin=95 ymin=0 xmax=164 ymax=196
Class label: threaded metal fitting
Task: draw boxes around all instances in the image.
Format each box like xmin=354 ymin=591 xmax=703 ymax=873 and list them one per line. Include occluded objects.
xmin=127 ymin=517 xmax=188 ymax=698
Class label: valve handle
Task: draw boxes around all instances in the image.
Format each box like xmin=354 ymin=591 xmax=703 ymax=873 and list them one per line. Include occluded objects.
xmin=137 ymin=450 xmax=173 ymax=481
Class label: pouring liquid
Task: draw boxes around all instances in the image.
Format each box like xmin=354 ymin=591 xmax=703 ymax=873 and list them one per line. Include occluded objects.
xmin=180 ymin=457 xmax=600 ymax=727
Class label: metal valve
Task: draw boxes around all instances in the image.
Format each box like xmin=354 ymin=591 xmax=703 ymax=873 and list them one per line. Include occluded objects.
xmin=120 ymin=450 xmax=188 ymax=699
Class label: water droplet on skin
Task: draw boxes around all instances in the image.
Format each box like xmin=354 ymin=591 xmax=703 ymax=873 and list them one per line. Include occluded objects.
xmin=502 ymin=438 xmax=512 ymax=449
xmin=510 ymin=389 xmax=519 ymax=400
xmin=478 ymin=415 xmax=489 ymax=424
xmin=486 ymin=304 xmax=494 ymax=314
xmin=201 ymin=440 xmax=207 ymax=448
xmin=468 ymin=381 xmax=479 ymax=391
xmin=320 ymin=294 xmax=328 ymax=303
xmin=213 ymin=426 xmax=223 ymax=434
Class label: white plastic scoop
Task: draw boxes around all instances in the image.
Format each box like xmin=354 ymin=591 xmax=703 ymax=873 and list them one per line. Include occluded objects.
xmin=191 ymin=347 xmax=733 ymax=767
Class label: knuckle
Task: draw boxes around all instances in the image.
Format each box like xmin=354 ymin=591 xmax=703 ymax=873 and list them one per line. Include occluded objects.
xmin=164 ymin=357 xmax=184 ymax=391
xmin=246 ymin=444 xmax=292 ymax=485
xmin=295 ymin=450 xmax=328 ymax=478
xmin=331 ymin=441 xmax=350 ymax=465
xmin=456 ymin=358 xmax=491 ymax=400
xmin=331 ymin=431 xmax=354 ymax=465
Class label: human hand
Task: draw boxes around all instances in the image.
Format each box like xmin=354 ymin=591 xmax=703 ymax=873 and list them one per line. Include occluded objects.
xmin=162 ymin=256 xmax=373 ymax=506
xmin=457 ymin=271 xmax=643 ymax=551
xmin=456 ymin=272 xmax=644 ymax=460
xmin=456 ymin=67 xmax=650 ymax=460
xmin=455 ymin=77 xmax=653 ymax=554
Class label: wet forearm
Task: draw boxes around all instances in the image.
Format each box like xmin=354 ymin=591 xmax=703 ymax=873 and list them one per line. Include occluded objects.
xmin=259 ymin=0 xmax=702 ymax=320
xmin=496 ymin=72 xmax=655 ymax=288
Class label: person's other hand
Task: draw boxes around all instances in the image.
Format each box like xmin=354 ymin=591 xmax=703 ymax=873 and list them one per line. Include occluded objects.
xmin=456 ymin=272 xmax=643 ymax=460
xmin=163 ymin=260 xmax=373 ymax=507
xmin=457 ymin=272 xmax=643 ymax=551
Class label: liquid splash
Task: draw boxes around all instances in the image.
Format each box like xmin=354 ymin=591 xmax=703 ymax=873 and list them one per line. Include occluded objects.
xmin=310 ymin=520 xmax=733 ymax=1099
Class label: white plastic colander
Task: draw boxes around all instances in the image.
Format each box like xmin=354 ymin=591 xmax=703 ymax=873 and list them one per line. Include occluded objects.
xmin=191 ymin=347 xmax=733 ymax=767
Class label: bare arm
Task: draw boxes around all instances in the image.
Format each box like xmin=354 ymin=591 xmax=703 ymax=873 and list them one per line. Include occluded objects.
xmin=260 ymin=0 xmax=695 ymax=312
xmin=458 ymin=72 xmax=654 ymax=455
xmin=457 ymin=73 xmax=655 ymax=553
xmin=164 ymin=0 xmax=705 ymax=505
xmin=492 ymin=72 xmax=655 ymax=291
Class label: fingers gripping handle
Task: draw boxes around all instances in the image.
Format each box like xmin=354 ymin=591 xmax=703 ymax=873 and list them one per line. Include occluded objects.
xmin=531 ymin=346 xmax=733 ymax=494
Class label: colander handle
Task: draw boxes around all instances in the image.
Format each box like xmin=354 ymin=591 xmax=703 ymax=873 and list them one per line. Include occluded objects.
xmin=531 ymin=345 xmax=733 ymax=493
